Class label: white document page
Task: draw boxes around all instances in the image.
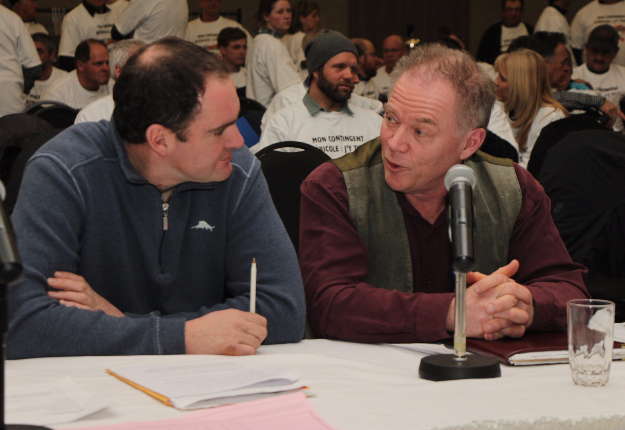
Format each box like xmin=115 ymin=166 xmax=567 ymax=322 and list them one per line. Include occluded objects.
xmin=6 ymin=377 xmax=108 ymax=426
xmin=108 ymin=360 xmax=301 ymax=400
xmin=387 ymin=343 xmax=458 ymax=355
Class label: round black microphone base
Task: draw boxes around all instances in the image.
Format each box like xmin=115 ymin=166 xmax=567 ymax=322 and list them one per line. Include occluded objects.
xmin=419 ymin=354 xmax=501 ymax=381
xmin=6 ymin=425 xmax=53 ymax=429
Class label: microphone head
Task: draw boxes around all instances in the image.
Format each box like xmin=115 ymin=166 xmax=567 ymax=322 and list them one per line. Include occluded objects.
xmin=444 ymin=164 xmax=476 ymax=191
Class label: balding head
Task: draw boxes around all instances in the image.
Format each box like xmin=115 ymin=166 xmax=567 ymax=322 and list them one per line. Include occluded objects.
xmin=114 ymin=37 xmax=229 ymax=144
xmin=352 ymin=37 xmax=381 ymax=79
xmin=382 ymin=35 xmax=407 ymax=73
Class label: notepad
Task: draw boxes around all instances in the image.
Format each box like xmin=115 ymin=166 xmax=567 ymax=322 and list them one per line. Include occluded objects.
xmin=70 ymin=392 xmax=336 ymax=430
xmin=107 ymin=360 xmax=306 ymax=410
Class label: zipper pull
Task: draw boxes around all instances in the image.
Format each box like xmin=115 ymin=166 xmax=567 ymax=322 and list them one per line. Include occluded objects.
xmin=162 ymin=202 xmax=169 ymax=231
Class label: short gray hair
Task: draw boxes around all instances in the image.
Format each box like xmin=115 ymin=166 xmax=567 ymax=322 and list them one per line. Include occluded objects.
xmin=109 ymin=39 xmax=146 ymax=80
xmin=389 ymin=43 xmax=495 ymax=134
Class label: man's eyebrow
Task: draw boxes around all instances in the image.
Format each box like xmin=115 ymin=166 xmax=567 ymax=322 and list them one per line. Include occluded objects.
xmin=208 ymin=118 xmax=237 ymax=134
xmin=383 ymin=105 xmax=436 ymax=125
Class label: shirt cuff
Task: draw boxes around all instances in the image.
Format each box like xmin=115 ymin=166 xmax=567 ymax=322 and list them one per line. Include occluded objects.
xmin=157 ymin=317 xmax=187 ymax=354
xmin=414 ymin=292 xmax=455 ymax=342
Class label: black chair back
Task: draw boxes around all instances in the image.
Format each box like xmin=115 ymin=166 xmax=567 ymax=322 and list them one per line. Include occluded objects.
xmin=33 ymin=103 xmax=79 ymax=129
xmin=4 ymin=128 xmax=64 ymax=215
xmin=0 ymin=113 xmax=54 ymax=181
xmin=539 ymin=130 xmax=625 ymax=277
xmin=527 ymin=114 xmax=606 ymax=179
xmin=256 ymin=141 xmax=331 ymax=253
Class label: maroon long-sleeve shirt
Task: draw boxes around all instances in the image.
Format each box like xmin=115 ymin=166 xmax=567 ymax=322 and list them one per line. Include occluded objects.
xmin=299 ymin=162 xmax=589 ymax=343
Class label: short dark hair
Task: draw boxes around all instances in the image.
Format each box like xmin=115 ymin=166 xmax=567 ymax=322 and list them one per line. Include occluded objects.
xmin=502 ymin=0 xmax=523 ymax=8
xmin=255 ymin=0 xmax=282 ymax=24
xmin=113 ymin=37 xmax=229 ymax=144
xmin=31 ymin=32 xmax=57 ymax=56
xmin=430 ymin=35 xmax=463 ymax=51
xmin=507 ymin=35 xmax=532 ymax=53
xmin=527 ymin=31 xmax=566 ymax=60
xmin=217 ymin=27 xmax=247 ymax=48
xmin=291 ymin=1 xmax=319 ymax=33
xmin=353 ymin=39 xmax=365 ymax=57
xmin=74 ymin=39 xmax=106 ymax=64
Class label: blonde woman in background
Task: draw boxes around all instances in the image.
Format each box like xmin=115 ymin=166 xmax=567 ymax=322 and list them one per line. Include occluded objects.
xmin=495 ymin=48 xmax=568 ymax=168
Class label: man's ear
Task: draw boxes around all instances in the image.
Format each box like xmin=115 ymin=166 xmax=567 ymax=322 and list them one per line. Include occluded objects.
xmin=145 ymin=124 xmax=175 ymax=157
xmin=75 ymin=60 xmax=85 ymax=72
xmin=460 ymin=128 xmax=487 ymax=160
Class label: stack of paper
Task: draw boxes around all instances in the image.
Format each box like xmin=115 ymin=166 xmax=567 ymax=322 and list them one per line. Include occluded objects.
xmin=107 ymin=360 xmax=306 ymax=410
xmin=72 ymin=392 xmax=336 ymax=430
xmin=6 ymin=377 xmax=108 ymax=426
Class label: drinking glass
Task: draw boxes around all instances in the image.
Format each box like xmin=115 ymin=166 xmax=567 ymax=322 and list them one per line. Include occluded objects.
xmin=568 ymin=299 xmax=615 ymax=387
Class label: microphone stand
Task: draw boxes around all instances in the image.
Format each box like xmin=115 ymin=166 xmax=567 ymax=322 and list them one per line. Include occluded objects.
xmin=0 ymin=201 xmax=51 ymax=430
xmin=419 ymin=166 xmax=501 ymax=381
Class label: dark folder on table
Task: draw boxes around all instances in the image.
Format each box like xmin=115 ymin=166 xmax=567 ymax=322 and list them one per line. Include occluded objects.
xmin=444 ymin=332 xmax=625 ymax=365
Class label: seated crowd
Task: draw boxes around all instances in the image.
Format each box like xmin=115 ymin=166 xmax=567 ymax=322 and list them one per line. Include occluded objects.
xmin=1 ymin=0 xmax=623 ymax=358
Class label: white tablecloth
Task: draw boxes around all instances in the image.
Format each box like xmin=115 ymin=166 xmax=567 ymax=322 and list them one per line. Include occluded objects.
xmin=7 ymin=339 xmax=625 ymax=430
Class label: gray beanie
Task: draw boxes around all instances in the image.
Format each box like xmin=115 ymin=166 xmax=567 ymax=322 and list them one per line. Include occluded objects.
xmin=305 ymin=30 xmax=359 ymax=75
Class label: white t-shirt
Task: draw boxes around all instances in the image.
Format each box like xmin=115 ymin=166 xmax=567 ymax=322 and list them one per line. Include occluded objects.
xmin=253 ymin=99 xmax=383 ymax=158
xmin=501 ymin=23 xmax=529 ymax=54
xmin=371 ymin=66 xmax=391 ymax=98
xmin=488 ymin=101 xmax=518 ymax=152
xmin=571 ymin=0 xmax=625 ymax=67
xmin=230 ymin=66 xmax=246 ymax=89
xmin=25 ymin=21 xmax=48 ymax=35
xmin=261 ymin=82 xmax=384 ymax=130
xmin=512 ymin=106 xmax=566 ymax=169
xmin=354 ymin=78 xmax=379 ymax=100
xmin=478 ymin=61 xmax=497 ymax=80
xmin=246 ymin=33 xmax=302 ymax=107
xmin=185 ymin=16 xmax=251 ymax=55
xmin=107 ymin=0 xmax=129 ymax=15
xmin=535 ymin=6 xmax=570 ymax=43
xmin=115 ymin=0 xmax=188 ymax=43
xmin=27 ymin=67 xmax=68 ymax=108
xmin=572 ymin=63 xmax=625 ymax=102
xmin=58 ymin=4 xmax=117 ymax=58
xmin=41 ymin=70 xmax=110 ymax=110
xmin=0 ymin=5 xmax=40 ymax=117
xmin=75 ymin=94 xmax=114 ymax=123
xmin=282 ymin=31 xmax=307 ymax=80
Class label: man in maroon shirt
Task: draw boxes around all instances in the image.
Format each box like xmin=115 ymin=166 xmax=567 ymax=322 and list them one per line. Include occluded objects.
xmin=299 ymin=43 xmax=589 ymax=344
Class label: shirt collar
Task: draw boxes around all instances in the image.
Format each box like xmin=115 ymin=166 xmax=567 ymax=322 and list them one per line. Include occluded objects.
xmin=82 ymin=1 xmax=110 ymax=16
xmin=253 ymin=27 xmax=282 ymax=39
xmin=303 ymin=92 xmax=353 ymax=115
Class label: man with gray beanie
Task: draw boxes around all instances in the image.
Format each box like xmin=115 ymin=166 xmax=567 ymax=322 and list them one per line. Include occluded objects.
xmin=251 ymin=30 xmax=382 ymax=158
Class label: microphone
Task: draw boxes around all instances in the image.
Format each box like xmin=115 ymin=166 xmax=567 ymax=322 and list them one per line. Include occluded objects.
xmin=445 ymin=165 xmax=476 ymax=274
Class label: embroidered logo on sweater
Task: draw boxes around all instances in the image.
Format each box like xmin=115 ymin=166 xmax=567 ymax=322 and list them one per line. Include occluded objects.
xmin=191 ymin=221 xmax=215 ymax=231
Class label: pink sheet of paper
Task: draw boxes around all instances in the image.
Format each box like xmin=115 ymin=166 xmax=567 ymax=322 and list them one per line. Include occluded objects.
xmin=69 ymin=392 xmax=337 ymax=430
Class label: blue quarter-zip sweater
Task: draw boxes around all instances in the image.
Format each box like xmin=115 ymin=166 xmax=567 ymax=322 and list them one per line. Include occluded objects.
xmin=8 ymin=120 xmax=305 ymax=358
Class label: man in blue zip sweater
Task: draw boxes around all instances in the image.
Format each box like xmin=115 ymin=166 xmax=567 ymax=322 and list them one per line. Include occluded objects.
xmin=8 ymin=37 xmax=306 ymax=358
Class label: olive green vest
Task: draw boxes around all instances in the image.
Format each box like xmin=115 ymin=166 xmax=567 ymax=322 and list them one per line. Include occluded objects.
xmin=331 ymin=137 xmax=522 ymax=293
